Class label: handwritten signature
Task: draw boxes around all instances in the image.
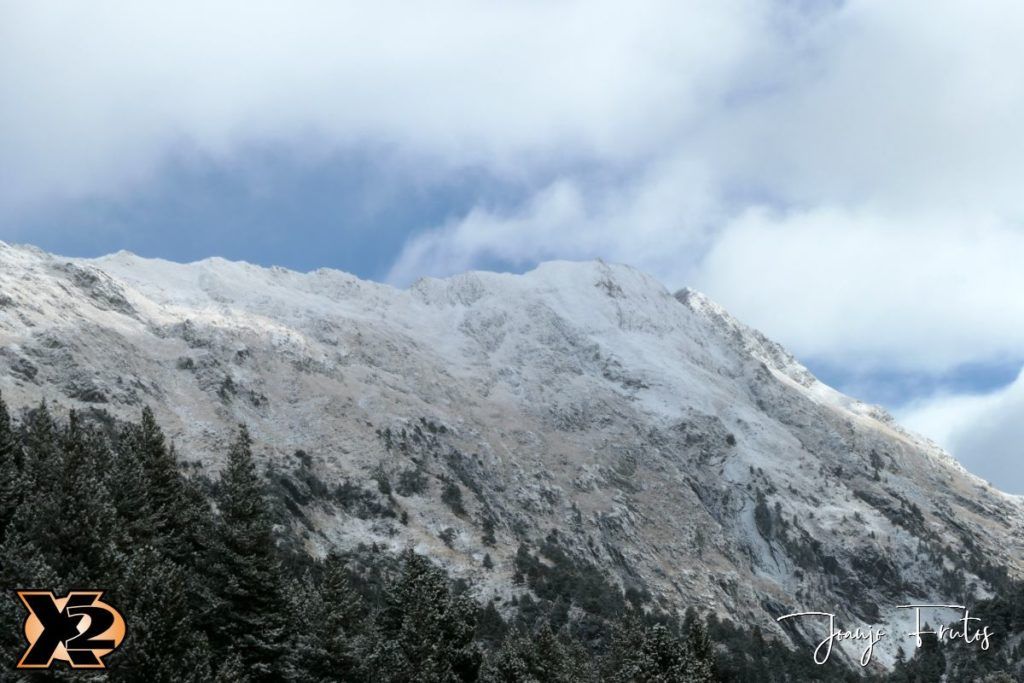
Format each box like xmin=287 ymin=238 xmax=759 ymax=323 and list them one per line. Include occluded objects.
xmin=776 ymin=605 xmax=992 ymax=667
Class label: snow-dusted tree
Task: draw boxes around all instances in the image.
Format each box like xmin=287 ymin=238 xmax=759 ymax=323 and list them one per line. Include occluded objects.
xmin=369 ymin=549 xmax=481 ymax=681
xmin=115 ymin=548 xmax=214 ymax=681
xmin=604 ymin=613 xmax=715 ymax=683
xmin=212 ymin=425 xmax=290 ymax=680
xmin=480 ymin=623 xmax=592 ymax=682
xmin=0 ymin=391 xmax=21 ymax=532
xmin=288 ymin=552 xmax=367 ymax=681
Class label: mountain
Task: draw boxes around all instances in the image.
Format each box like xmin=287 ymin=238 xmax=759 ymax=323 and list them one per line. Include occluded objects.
xmin=0 ymin=241 xmax=1020 ymax=671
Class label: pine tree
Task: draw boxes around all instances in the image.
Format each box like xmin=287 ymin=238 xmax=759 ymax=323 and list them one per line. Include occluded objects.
xmin=371 ymin=549 xmax=481 ymax=682
xmin=603 ymin=614 xmax=645 ymax=682
xmin=52 ymin=412 xmax=123 ymax=585
xmin=604 ymin=613 xmax=709 ymax=683
xmin=683 ymin=609 xmax=716 ymax=682
xmin=108 ymin=424 xmax=158 ymax=548
xmin=134 ymin=409 xmax=177 ymax=517
xmin=475 ymin=601 xmax=507 ymax=648
xmin=481 ymin=515 xmax=497 ymax=547
xmin=123 ymin=408 xmax=221 ymax=633
xmin=212 ymin=425 xmax=290 ymax=680
xmin=0 ymin=525 xmax=59 ymax=670
xmin=113 ymin=549 xmax=214 ymax=682
xmin=213 ymin=652 xmax=248 ymax=682
xmin=119 ymin=411 xmax=222 ymax=655
xmin=21 ymin=401 xmax=58 ymax=468
xmin=289 ymin=553 xmax=366 ymax=681
xmin=479 ymin=624 xmax=591 ymax=682
xmin=897 ymin=624 xmax=948 ymax=682
xmin=320 ymin=553 xmax=366 ymax=651
xmin=130 ymin=408 xmax=206 ymax=561
xmin=286 ymin=571 xmax=332 ymax=682
xmin=16 ymin=404 xmax=65 ymax=563
xmin=0 ymin=391 xmax=21 ymax=534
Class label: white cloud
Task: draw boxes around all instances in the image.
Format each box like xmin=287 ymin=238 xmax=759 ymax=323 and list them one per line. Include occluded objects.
xmin=386 ymin=156 xmax=721 ymax=284
xmin=5 ymin=1 xmax=1024 ymax=488
xmin=899 ymin=367 xmax=1024 ymax=494
xmin=0 ymin=0 xmax=769 ymax=208
xmin=692 ymin=207 xmax=1024 ymax=372
xmin=710 ymin=1 xmax=1024 ymax=214
xmin=385 ymin=0 xmax=1024 ymax=374
xmin=382 ymin=1 xmax=1024 ymax=492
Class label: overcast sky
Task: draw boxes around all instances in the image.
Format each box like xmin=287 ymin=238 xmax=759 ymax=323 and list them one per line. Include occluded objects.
xmin=2 ymin=1 xmax=1022 ymax=491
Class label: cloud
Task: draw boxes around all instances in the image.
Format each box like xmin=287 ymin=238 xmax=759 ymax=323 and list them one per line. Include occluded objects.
xmin=386 ymin=157 xmax=721 ymax=284
xmin=899 ymin=367 xmax=1024 ymax=494
xmin=692 ymin=207 xmax=1024 ymax=372
xmin=0 ymin=0 xmax=770 ymax=209
xmin=710 ymin=1 xmax=1024 ymax=214
xmin=5 ymin=1 xmax=1024 ymax=488
xmin=386 ymin=0 xmax=1024 ymax=375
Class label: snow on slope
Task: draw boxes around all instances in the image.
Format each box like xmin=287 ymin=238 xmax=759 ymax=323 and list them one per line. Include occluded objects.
xmin=0 ymin=240 xmax=1021 ymax=670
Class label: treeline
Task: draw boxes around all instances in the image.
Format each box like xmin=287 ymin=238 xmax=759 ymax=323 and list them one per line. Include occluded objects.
xmin=0 ymin=395 xmax=718 ymax=681
xmin=3 ymin=393 xmax=1011 ymax=681
xmin=906 ymin=581 xmax=1024 ymax=682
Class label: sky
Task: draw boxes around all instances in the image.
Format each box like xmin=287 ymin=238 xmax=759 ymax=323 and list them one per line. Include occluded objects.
xmin=1 ymin=1 xmax=1023 ymax=491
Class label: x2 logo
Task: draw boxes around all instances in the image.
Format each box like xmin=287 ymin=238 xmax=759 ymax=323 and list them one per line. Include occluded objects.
xmin=15 ymin=590 xmax=126 ymax=669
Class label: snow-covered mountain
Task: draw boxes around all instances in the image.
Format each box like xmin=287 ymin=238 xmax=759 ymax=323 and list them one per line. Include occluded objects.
xmin=0 ymin=241 xmax=1020 ymax=669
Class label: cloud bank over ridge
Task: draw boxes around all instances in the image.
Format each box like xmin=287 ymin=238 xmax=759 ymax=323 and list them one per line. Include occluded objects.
xmin=3 ymin=1 xmax=1023 ymax=488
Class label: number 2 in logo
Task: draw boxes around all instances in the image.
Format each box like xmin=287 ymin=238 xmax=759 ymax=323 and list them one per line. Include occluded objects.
xmin=16 ymin=590 xmax=126 ymax=669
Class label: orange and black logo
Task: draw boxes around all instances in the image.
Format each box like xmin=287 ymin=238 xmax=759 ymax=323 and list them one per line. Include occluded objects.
xmin=15 ymin=590 xmax=126 ymax=669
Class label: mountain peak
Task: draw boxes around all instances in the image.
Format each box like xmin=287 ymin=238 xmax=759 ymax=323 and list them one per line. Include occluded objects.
xmin=1 ymin=244 xmax=1020 ymax=670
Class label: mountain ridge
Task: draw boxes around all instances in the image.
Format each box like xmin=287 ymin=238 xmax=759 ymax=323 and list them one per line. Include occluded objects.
xmin=0 ymin=240 xmax=1020 ymax=671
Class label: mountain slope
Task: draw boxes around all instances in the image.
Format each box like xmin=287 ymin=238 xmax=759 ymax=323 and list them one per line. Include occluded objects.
xmin=0 ymin=241 xmax=1020 ymax=670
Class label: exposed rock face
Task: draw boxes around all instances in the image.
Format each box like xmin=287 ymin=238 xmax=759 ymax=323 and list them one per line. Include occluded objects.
xmin=1 ymin=241 xmax=1020 ymax=668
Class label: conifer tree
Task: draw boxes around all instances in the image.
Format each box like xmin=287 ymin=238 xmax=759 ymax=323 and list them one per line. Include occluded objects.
xmin=114 ymin=549 xmax=214 ymax=682
xmin=604 ymin=614 xmax=710 ymax=683
xmin=135 ymin=408 xmax=182 ymax=527
xmin=213 ymin=425 xmax=290 ymax=680
xmin=213 ymin=652 xmax=248 ymax=683
xmin=12 ymin=403 xmax=119 ymax=588
xmin=475 ymin=601 xmax=507 ymax=648
xmin=123 ymin=408 xmax=220 ymax=633
xmin=11 ymin=404 xmax=71 ymax=578
xmin=0 ymin=391 xmax=21 ymax=533
xmin=117 ymin=413 xmax=226 ymax=663
xmin=0 ymin=525 xmax=59 ymax=670
xmin=320 ymin=552 xmax=366 ymax=654
xmin=126 ymin=408 xmax=198 ymax=557
xmin=481 ymin=515 xmax=497 ymax=547
xmin=480 ymin=624 xmax=591 ymax=683
xmin=286 ymin=571 xmax=332 ymax=682
xmin=18 ymin=403 xmax=62 ymax=543
xmin=52 ymin=412 xmax=122 ymax=585
xmin=108 ymin=425 xmax=158 ymax=548
xmin=894 ymin=625 xmax=948 ymax=682
xmin=289 ymin=553 xmax=366 ymax=681
xmin=371 ymin=549 xmax=481 ymax=681
xmin=683 ymin=614 xmax=716 ymax=682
